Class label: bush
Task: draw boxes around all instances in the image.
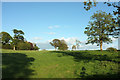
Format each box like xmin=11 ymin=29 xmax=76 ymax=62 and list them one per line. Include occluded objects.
xmin=106 ymin=47 xmax=117 ymax=52
xmin=2 ymin=44 xmax=13 ymax=49
xmin=17 ymin=42 xmax=31 ymax=50
xmin=33 ymin=44 xmax=39 ymax=50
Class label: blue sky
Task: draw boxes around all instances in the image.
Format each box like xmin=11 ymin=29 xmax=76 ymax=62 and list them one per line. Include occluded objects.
xmin=2 ymin=2 xmax=118 ymax=50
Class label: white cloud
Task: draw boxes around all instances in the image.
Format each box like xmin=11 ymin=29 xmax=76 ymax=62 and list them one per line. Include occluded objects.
xmin=29 ymin=37 xmax=43 ymax=43
xmin=59 ymin=37 xmax=78 ymax=45
xmin=48 ymin=25 xmax=60 ymax=29
xmin=48 ymin=32 xmax=56 ymax=35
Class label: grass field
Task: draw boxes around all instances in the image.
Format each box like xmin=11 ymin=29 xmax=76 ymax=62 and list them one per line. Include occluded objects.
xmin=1 ymin=49 xmax=120 ymax=79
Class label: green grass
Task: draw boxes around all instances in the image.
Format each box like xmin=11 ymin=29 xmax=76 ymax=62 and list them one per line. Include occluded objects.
xmin=1 ymin=49 xmax=120 ymax=79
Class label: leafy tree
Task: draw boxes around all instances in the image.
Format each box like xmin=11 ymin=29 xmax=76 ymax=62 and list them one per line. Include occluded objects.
xmin=50 ymin=39 xmax=61 ymax=50
xmin=28 ymin=42 xmax=34 ymax=50
xmin=106 ymin=47 xmax=117 ymax=52
xmin=2 ymin=44 xmax=13 ymax=49
xmin=84 ymin=1 xmax=120 ymax=38
xmin=33 ymin=44 xmax=39 ymax=50
xmin=84 ymin=11 xmax=118 ymax=51
xmin=58 ymin=40 xmax=68 ymax=51
xmin=12 ymin=29 xmax=25 ymax=50
xmin=72 ymin=45 xmax=76 ymax=50
xmin=75 ymin=40 xmax=81 ymax=50
xmin=13 ymin=29 xmax=24 ymax=41
xmin=17 ymin=41 xmax=31 ymax=50
xmin=0 ymin=32 xmax=12 ymax=45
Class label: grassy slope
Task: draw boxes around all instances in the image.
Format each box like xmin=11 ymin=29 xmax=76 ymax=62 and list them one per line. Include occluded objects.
xmin=1 ymin=49 xmax=120 ymax=78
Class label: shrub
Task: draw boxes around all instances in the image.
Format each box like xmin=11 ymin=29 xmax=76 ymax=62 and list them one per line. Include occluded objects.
xmin=2 ymin=44 xmax=13 ymax=49
xmin=106 ymin=47 xmax=117 ymax=52
xmin=17 ymin=42 xmax=31 ymax=50
xmin=33 ymin=44 xmax=39 ymax=50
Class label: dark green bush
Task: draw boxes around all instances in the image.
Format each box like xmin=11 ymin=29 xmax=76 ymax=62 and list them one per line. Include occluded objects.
xmin=106 ymin=47 xmax=117 ymax=52
xmin=33 ymin=44 xmax=39 ymax=50
xmin=17 ymin=42 xmax=31 ymax=50
xmin=2 ymin=44 xmax=13 ymax=49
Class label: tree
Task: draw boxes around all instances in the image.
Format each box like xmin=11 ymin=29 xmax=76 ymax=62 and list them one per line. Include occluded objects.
xmin=84 ymin=11 xmax=118 ymax=51
xmin=58 ymin=40 xmax=68 ymax=51
xmin=75 ymin=40 xmax=81 ymax=50
xmin=72 ymin=45 xmax=76 ymax=50
xmin=84 ymin=1 xmax=120 ymax=38
xmin=12 ymin=29 xmax=25 ymax=50
xmin=17 ymin=41 xmax=31 ymax=50
xmin=33 ymin=44 xmax=39 ymax=50
xmin=28 ymin=42 xmax=34 ymax=50
xmin=13 ymin=29 xmax=24 ymax=41
xmin=0 ymin=32 xmax=12 ymax=45
xmin=50 ymin=39 xmax=61 ymax=50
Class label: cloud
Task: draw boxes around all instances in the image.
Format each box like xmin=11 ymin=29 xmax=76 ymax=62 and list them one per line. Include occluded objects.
xmin=48 ymin=25 xmax=60 ymax=29
xmin=29 ymin=37 xmax=43 ymax=43
xmin=48 ymin=32 xmax=56 ymax=35
xmin=59 ymin=37 xmax=78 ymax=45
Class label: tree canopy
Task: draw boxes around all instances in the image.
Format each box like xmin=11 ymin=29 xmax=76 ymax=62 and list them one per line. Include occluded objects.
xmin=50 ymin=39 xmax=68 ymax=51
xmin=1 ymin=29 xmax=39 ymax=50
xmin=84 ymin=1 xmax=120 ymax=38
xmin=50 ymin=39 xmax=61 ymax=50
xmin=84 ymin=11 xmax=118 ymax=51
xmin=0 ymin=32 xmax=12 ymax=45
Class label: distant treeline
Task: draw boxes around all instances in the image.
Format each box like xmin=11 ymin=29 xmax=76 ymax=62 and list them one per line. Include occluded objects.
xmin=0 ymin=29 xmax=39 ymax=50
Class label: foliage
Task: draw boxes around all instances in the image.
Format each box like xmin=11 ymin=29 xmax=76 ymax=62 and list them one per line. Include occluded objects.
xmin=17 ymin=41 xmax=31 ymax=50
xmin=72 ymin=45 xmax=76 ymax=50
xmin=2 ymin=44 xmax=13 ymax=49
xmin=50 ymin=39 xmax=68 ymax=51
xmin=84 ymin=11 xmax=118 ymax=51
xmin=0 ymin=29 xmax=39 ymax=50
xmin=50 ymin=39 xmax=61 ymax=50
xmin=84 ymin=1 xmax=120 ymax=38
xmin=12 ymin=29 xmax=25 ymax=50
xmin=33 ymin=44 xmax=39 ymax=50
xmin=13 ymin=29 xmax=24 ymax=41
xmin=58 ymin=40 xmax=68 ymax=51
xmin=0 ymin=32 xmax=12 ymax=45
xmin=75 ymin=40 xmax=81 ymax=49
xmin=106 ymin=47 xmax=117 ymax=52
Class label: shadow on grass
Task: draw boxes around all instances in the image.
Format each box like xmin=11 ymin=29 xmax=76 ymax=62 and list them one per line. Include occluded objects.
xmin=50 ymin=51 xmax=119 ymax=63
xmin=80 ymin=73 xmax=120 ymax=79
xmin=2 ymin=53 xmax=35 ymax=79
xmin=51 ymin=51 xmax=119 ymax=79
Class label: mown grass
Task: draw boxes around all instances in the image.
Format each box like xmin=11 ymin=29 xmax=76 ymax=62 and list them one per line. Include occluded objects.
xmin=1 ymin=49 xmax=120 ymax=79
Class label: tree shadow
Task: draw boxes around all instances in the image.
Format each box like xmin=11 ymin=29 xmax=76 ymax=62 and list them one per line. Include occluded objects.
xmin=50 ymin=51 xmax=119 ymax=79
xmin=2 ymin=53 xmax=35 ymax=79
xmin=80 ymin=73 xmax=120 ymax=79
xmin=50 ymin=51 xmax=119 ymax=63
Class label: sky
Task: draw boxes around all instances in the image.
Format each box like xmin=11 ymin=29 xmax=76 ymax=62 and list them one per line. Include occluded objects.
xmin=2 ymin=2 xmax=119 ymax=50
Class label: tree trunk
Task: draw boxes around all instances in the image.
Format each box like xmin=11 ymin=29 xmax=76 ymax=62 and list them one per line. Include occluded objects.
xmin=13 ymin=45 xmax=16 ymax=50
xmin=100 ymin=40 xmax=103 ymax=51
